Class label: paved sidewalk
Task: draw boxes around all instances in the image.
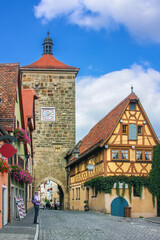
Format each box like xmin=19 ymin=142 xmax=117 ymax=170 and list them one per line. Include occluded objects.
xmin=0 ymin=207 xmax=39 ymax=240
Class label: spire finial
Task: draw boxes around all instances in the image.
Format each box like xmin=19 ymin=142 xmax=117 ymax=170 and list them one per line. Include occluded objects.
xmin=131 ymin=85 xmax=133 ymax=93
xmin=47 ymin=31 xmax=50 ymax=37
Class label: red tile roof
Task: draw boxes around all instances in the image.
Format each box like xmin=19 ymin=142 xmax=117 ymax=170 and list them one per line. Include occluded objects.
xmin=0 ymin=63 xmax=19 ymax=131
xmin=80 ymin=92 xmax=139 ymax=153
xmin=22 ymin=89 xmax=38 ymax=130
xmin=67 ymin=92 xmax=139 ymax=167
xmin=21 ymin=54 xmax=80 ymax=71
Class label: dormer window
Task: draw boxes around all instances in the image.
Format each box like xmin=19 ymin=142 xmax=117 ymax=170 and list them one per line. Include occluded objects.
xmin=130 ymin=102 xmax=135 ymax=110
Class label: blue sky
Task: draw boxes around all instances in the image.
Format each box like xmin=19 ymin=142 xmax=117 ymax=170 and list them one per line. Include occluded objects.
xmin=1 ymin=0 xmax=160 ymax=142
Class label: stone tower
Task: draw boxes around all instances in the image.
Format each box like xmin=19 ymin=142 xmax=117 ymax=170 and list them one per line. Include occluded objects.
xmin=21 ymin=33 xmax=79 ymax=209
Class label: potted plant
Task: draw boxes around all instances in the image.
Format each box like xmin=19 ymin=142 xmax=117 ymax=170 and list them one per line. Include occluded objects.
xmin=84 ymin=200 xmax=89 ymax=211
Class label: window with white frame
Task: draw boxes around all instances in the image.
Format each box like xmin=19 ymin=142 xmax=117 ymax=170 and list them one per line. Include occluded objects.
xmin=112 ymin=149 xmax=129 ymax=161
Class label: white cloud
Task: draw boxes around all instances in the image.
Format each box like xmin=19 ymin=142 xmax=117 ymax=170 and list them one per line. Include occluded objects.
xmin=34 ymin=0 xmax=160 ymax=42
xmin=76 ymin=64 xmax=160 ymax=142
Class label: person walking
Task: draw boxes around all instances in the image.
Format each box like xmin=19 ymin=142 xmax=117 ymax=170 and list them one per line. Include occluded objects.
xmin=33 ymin=191 xmax=40 ymax=224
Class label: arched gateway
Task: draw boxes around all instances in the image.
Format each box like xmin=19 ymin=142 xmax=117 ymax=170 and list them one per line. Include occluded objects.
xmin=36 ymin=177 xmax=65 ymax=209
xmin=21 ymin=33 xmax=79 ymax=209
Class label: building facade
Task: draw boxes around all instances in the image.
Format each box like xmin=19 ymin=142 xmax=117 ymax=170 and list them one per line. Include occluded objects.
xmin=66 ymin=90 xmax=159 ymax=217
xmin=22 ymin=89 xmax=38 ymax=209
xmin=21 ymin=33 xmax=79 ymax=209
xmin=0 ymin=63 xmax=26 ymax=223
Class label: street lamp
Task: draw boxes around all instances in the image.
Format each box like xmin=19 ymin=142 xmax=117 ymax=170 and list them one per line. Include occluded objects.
xmin=86 ymin=164 xmax=95 ymax=171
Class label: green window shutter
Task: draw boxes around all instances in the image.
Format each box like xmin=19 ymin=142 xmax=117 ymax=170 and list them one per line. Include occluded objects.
xmin=129 ymin=124 xmax=137 ymax=140
xmin=130 ymin=103 xmax=135 ymax=110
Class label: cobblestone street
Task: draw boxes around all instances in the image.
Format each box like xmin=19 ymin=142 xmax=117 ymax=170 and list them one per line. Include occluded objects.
xmin=39 ymin=210 xmax=160 ymax=240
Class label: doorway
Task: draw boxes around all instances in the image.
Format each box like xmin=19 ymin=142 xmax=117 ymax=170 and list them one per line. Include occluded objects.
xmin=111 ymin=197 xmax=129 ymax=217
xmin=2 ymin=186 xmax=7 ymax=226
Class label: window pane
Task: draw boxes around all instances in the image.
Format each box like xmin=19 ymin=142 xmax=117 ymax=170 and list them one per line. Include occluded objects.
xmin=122 ymin=125 xmax=127 ymax=134
xmin=122 ymin=150 xmax=128 ymax=160
xmin=136 ymin=151 xmax=142 ymax=160
xmin=138 ymin=126 xmax=142 ymax=134
xmin=112 ymin=150 xmax=119 ymax=159
xmin=145 ymin=151 xmax=151 ymax=160
xmin=133 ymin=185 xmax=141 ymax=197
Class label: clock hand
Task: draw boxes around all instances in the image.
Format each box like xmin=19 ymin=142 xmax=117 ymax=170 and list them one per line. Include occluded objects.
xmin=47 ymin=112 xmax=52 ymax=116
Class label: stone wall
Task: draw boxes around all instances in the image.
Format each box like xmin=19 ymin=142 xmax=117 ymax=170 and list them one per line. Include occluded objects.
xmin=21 ymin=70 xmax=76 ymax=209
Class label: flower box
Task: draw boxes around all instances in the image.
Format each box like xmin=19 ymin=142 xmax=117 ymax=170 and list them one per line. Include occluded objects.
xmin=0 ymin=157 xmax=11 ymax=173
xmin=11 ymin=164 xmax=33 ymax=184
xmin=13 ymin=127 xmax=31 ymax=144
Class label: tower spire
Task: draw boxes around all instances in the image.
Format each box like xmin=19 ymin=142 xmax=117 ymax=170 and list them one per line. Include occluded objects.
xmin=43 ymin=32 xmax=54 ymax=55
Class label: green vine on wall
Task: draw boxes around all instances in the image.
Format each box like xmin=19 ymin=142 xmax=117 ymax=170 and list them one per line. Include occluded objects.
xmin=84 ymin=175 xmax=150 ymax=202
xmin=149 ymin=144 xmax=160 ymax=207
xmin=84 ymin=144 xmax=160 ymax=205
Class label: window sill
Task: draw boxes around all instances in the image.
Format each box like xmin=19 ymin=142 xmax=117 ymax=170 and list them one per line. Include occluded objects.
xmin=136 ymin=160 xmax=152 ymax=163
xmin=112 ymin=160 xmax=130 ymax=162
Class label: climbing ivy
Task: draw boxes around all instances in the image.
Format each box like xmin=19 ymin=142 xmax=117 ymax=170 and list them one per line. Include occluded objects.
xmin=149 ymin=144 xmax=160 ymax=207
xmin=84 ymin=175 xmax=150 ymax=202
xmin=84 ymin=144 xmax=160 ymax=205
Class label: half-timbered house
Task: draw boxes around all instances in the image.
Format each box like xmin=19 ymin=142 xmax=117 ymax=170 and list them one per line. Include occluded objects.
xmin=66 ymin=90 xmax=159 ymax=217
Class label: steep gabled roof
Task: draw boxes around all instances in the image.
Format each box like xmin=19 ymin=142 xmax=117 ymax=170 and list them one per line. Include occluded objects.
xmin=0 ymin=63 xmax=20 ymax=131
xmin=22 ymin=89 xmax=38 ymax=130
xmin=21 ymin=54 xmax=79 ymax=72
xmin=67 ymin=91 xmax=159 ymax=167
xmin=79 ymin=92 xmax=138 ymax=154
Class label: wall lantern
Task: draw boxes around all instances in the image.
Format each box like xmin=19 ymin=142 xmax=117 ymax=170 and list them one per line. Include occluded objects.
xmin=74 ymin=148 xmax=80 ymax=159
xmin=131 ymin=145 xmax=135 ymax=150
xmin=86 ymin=164 xmax=95 ymax=171
xmin=120 ymin=119 xmax=123 ymax=123
xmin=104 ymin=145 xmax=109 ymax=149
xmin=143 ymin=121 xmax=146 ymax=125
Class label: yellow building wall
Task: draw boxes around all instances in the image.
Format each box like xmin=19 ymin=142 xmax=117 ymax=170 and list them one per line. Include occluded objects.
xmin=69 ymin=101 xmax=158 ymax=217
xmin=104 ymin=187 xmax=157 ymax=218
xmin=70 ymin=185 xmax=105 ymax=212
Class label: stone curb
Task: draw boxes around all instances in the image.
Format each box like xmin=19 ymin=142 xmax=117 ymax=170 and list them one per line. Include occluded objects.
xmin=34 ymin=224 xmax=39 ymax=240
xmin=144 ymin=219 xmax=160 ymax=225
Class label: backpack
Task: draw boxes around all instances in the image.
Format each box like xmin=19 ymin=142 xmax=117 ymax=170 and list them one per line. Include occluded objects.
xmin=32 ymin=196 xmax=36 ymax=204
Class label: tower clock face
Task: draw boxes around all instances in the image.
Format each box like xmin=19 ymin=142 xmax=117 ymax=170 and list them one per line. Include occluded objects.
xmin=41 ymin=107 xmax=55 ymax=121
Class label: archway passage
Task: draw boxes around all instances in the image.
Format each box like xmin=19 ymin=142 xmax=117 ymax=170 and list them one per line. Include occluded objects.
xmin=39 ymin=180 xmax=64 ymax=210
xmin=111 ymin=197 xmax=129 ymax=217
